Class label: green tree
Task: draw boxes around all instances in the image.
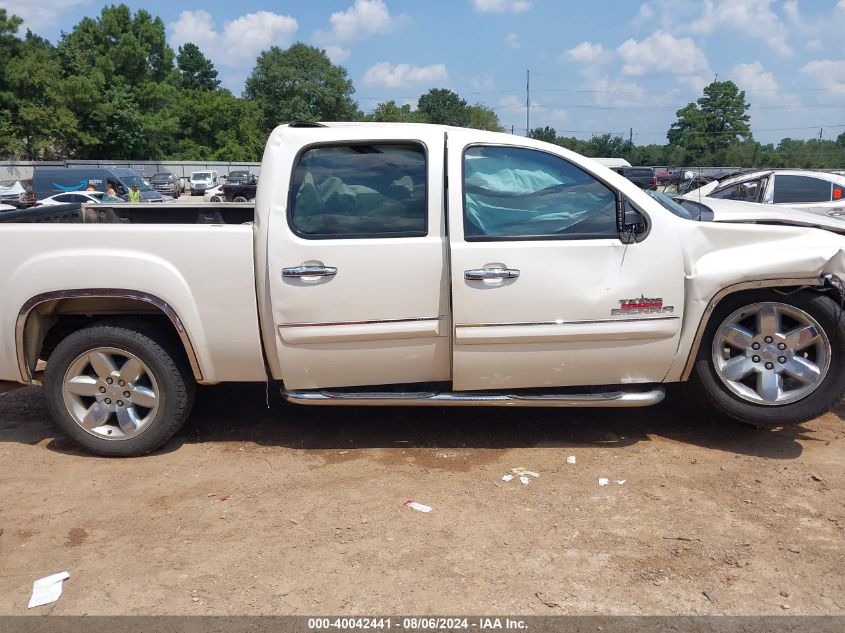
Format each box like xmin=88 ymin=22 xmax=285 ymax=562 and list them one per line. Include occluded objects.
xmin=168 ymin=88 xmax=264 ymax=160
xmin=176 ymin=42 xmax=219 ymax=91
xmin=244 ymin=43 xmax=358 ymax=132
xmin=417 ymin=89 xmax=469 ymax=127
xmin=467 ymin=104 xmax=504 ymax=132
xmin=366 ymin=100 xmax=424 ymax=123
xmin=56 ymin=4 xmax=178 ymax=158
xmin=528 ymin=126 xmax=558 ymax=143
xmin=581 ymin=133 xmax=633 ymax=158
xmin=667 ymin=80 xmax=751 ymax=162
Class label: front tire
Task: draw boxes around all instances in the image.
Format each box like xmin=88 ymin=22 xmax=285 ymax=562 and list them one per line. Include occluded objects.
xmin=696 ymin=290 xmax=845 ymax=426
xmin=43 ymin=325 xmax=195 ymax=456
xmin=233 ymin=196 xmax=248 ymax=203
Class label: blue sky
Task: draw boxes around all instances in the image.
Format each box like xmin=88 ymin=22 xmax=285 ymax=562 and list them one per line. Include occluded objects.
xmin=3 ymin=0 xmax=845 ymax=144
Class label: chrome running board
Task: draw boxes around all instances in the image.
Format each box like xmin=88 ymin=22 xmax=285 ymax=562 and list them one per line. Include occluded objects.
xmin=284 ymin=387 xmax=664 ymax=408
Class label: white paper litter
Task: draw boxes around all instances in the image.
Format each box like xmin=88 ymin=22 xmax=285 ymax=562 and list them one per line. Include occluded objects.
xmin=598 ymin=478 xmax=609 ymax=486
xmin=616 ymin=480 xmax=626 ymax=485
xmin=28 ymin=572 xmax=69 ymax=608
xmin=502 ymin=474 xmax=514 ymax=482
xmin=519 ymin=476 xmax=530 ymax=485
xmin=522 ymin=471 xmax=540 ymax=478
xmin=566 ymin=455 xmax=576 ymax=464
xmin=404 ymin=500 xmax=432 ymax=513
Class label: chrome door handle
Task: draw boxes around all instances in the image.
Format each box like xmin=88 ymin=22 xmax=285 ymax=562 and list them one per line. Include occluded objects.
xmin=464 ymin=268 xmax=520 ymax=281
xmin=282 ymin=265 xmax=337 ymax=278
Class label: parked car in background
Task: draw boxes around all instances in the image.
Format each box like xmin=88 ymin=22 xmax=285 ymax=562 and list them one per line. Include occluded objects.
xmin=682 ymin=169 xmax=845 ymax=220
xmin=32 ymin=167 xmax=164 ymax=202
xmin=189 ymin=170 xmax=219 ymax=195
xmin=37 ymin=192 xmax=125 ymax=206
xmin=225 ymin=170 xmax=257 ymax=185
xmin=612 ymin=166 xmax=656 ymax=190
xmin=203 ymin=184 xmax=225 ymax=202
xmin=0 ymin=179 xmax=35 ymax=208
xmin=221 ymin=181 xmax=257 ymax=202
xmin=149 ymin=171 xmax=180 ymax=197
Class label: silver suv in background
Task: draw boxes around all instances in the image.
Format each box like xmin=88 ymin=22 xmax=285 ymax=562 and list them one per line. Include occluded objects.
xmin=149 ymin=172 xmax=180 ymax=197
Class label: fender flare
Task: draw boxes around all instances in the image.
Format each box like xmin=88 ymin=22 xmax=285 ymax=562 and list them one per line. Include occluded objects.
xmin=15 ymin=288 xmax=203 ymax=383
xmin=679 ymin=276 xmax=824 ymax=381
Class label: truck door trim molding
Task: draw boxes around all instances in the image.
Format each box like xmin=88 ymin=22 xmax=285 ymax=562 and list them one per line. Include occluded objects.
xmin=16 ymin=288 xmax=203 ymax=384
xmin=279 ymin=316 xmax=442 ymax=328
xmin=454 ymin=316 xmax=680 ymax=345
xmin=679 ymin=276 xmax=822 ymax=381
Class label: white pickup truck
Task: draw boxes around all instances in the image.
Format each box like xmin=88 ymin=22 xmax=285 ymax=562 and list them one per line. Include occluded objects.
xmin=2 ymin=122 xmax=845 ymax=456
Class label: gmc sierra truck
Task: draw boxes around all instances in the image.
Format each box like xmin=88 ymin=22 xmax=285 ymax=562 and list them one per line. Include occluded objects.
xmin=2 ymin=122 xmax=845 ymax=456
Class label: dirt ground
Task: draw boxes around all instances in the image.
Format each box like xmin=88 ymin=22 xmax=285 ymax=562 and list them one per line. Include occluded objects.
xmin=0 ymin=382 xmax=843 ymax=616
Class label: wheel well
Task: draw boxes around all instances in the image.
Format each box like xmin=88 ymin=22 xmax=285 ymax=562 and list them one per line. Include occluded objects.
xmin=680 ymin=279 xmax=833 ymax=381
xmin=18 ymin=294 xmax=202 ymax=383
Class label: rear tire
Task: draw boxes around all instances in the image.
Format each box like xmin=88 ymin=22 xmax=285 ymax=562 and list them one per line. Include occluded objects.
xmin=233 ymin=196 xmax=248 ymax=203
xmin=696 ymin=290 xmax=845 ymax=427
xmin=43 ymin=324 xmax=195 ymax=456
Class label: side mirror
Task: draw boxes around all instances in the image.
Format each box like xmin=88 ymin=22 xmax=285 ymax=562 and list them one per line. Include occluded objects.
xmin=616 ymin=196 xmax=647 ymax=243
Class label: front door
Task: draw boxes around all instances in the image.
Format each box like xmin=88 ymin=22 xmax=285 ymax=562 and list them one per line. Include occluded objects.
xmin=446 ymin=130 xmax=685 ymax=390
xmin=268 ymin=126 xmax=450 ymax=390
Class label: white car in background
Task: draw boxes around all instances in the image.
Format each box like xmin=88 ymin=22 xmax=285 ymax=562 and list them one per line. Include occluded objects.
xmin=203 ymin=184 xmax=225 ymax=202
xmin=683 ymin=169 xmax=845 ymax=220
xmin=37 ymin=192 xmax=125 ymax=206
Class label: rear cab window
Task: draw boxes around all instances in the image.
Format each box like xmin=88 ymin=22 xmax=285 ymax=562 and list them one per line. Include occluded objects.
xmin=289 ymin=143 xmax=427 ymax=239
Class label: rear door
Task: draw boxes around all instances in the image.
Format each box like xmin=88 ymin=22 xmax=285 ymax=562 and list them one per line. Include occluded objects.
xmin=446 ymin=130 xmax=685 ymax=390
xmin=267 ymin=126 xmax=450 ymax=390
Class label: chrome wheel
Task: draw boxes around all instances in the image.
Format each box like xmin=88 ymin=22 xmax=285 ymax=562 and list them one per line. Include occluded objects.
xmin=61 ymin=347 xmax=160 ymax=440
xmin=712 ymin=302 xmax=831 ymax=406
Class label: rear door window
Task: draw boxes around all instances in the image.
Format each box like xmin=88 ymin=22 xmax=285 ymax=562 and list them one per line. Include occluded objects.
xmin=772 ymin=175 xmax=833 ymax=203
xmin=289 ymin=143 xmax=427 ymax=239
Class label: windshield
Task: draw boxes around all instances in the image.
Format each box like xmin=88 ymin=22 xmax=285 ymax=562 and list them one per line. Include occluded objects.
xmin=192 ymin=172 xmax=211 ymax=180
xmin=120 ymin=175 xmax=153 ymax=191
xmin=151 ymin=173 xmax=172 ymax=180
xmin=646 ymin=190 xmax=693 ymax=220
xmin=229 ymin=171 xmax=248 ymax=178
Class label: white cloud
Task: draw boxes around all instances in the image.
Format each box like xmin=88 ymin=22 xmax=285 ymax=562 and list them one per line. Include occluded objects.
xmin=801 ymin=59 xmax=845 ymax=97
xmin=560 ymin=41 xmax=608 ymax=64
xmin=314 ymin=0 xmax=398 ymax=48
xmin=686 ymin=0 xmax=792 ymax=56
xmin=168 ymin=10 xmax=298 ymax=65
xmin=730 ymin=61 xmax=777 ymax=93
xmin=363 ymin=61 xmax=448 ymax=87
xmin=471 ymin=0 xmax=532 ymax=14
xmin=324 ymin=46 xmax=350 ymax=63
xmin=617 ymin=30 xmax=709 ymax=76
xmin=469 ymin=75 xmax=495 ymax=91
xmin=0 ymin=0 xmax=91 ymax=28
xmin=631 ymin=3 xmax=655 ymax=28
xmin=504 ymin=33 xmax=521 ymax=49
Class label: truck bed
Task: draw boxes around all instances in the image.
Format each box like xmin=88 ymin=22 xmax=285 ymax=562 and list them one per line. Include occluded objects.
xmin=0 ymin=203 xmax=255 ymax=225
xmin=0 ymin=210 xmax=266 ymax=384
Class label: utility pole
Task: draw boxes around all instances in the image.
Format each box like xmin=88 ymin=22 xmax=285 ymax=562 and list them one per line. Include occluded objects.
xmin=526 ymin=69 xmax=530 ymax=136
xmin=818 ymin=127 xmax=824 ymax=162
xmin=629 ymin=128 xmax=633 ymax=143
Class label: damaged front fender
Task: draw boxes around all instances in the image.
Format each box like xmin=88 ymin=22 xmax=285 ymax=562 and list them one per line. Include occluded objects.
xmin=664 ymin=221 xmax=845 ymax=382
